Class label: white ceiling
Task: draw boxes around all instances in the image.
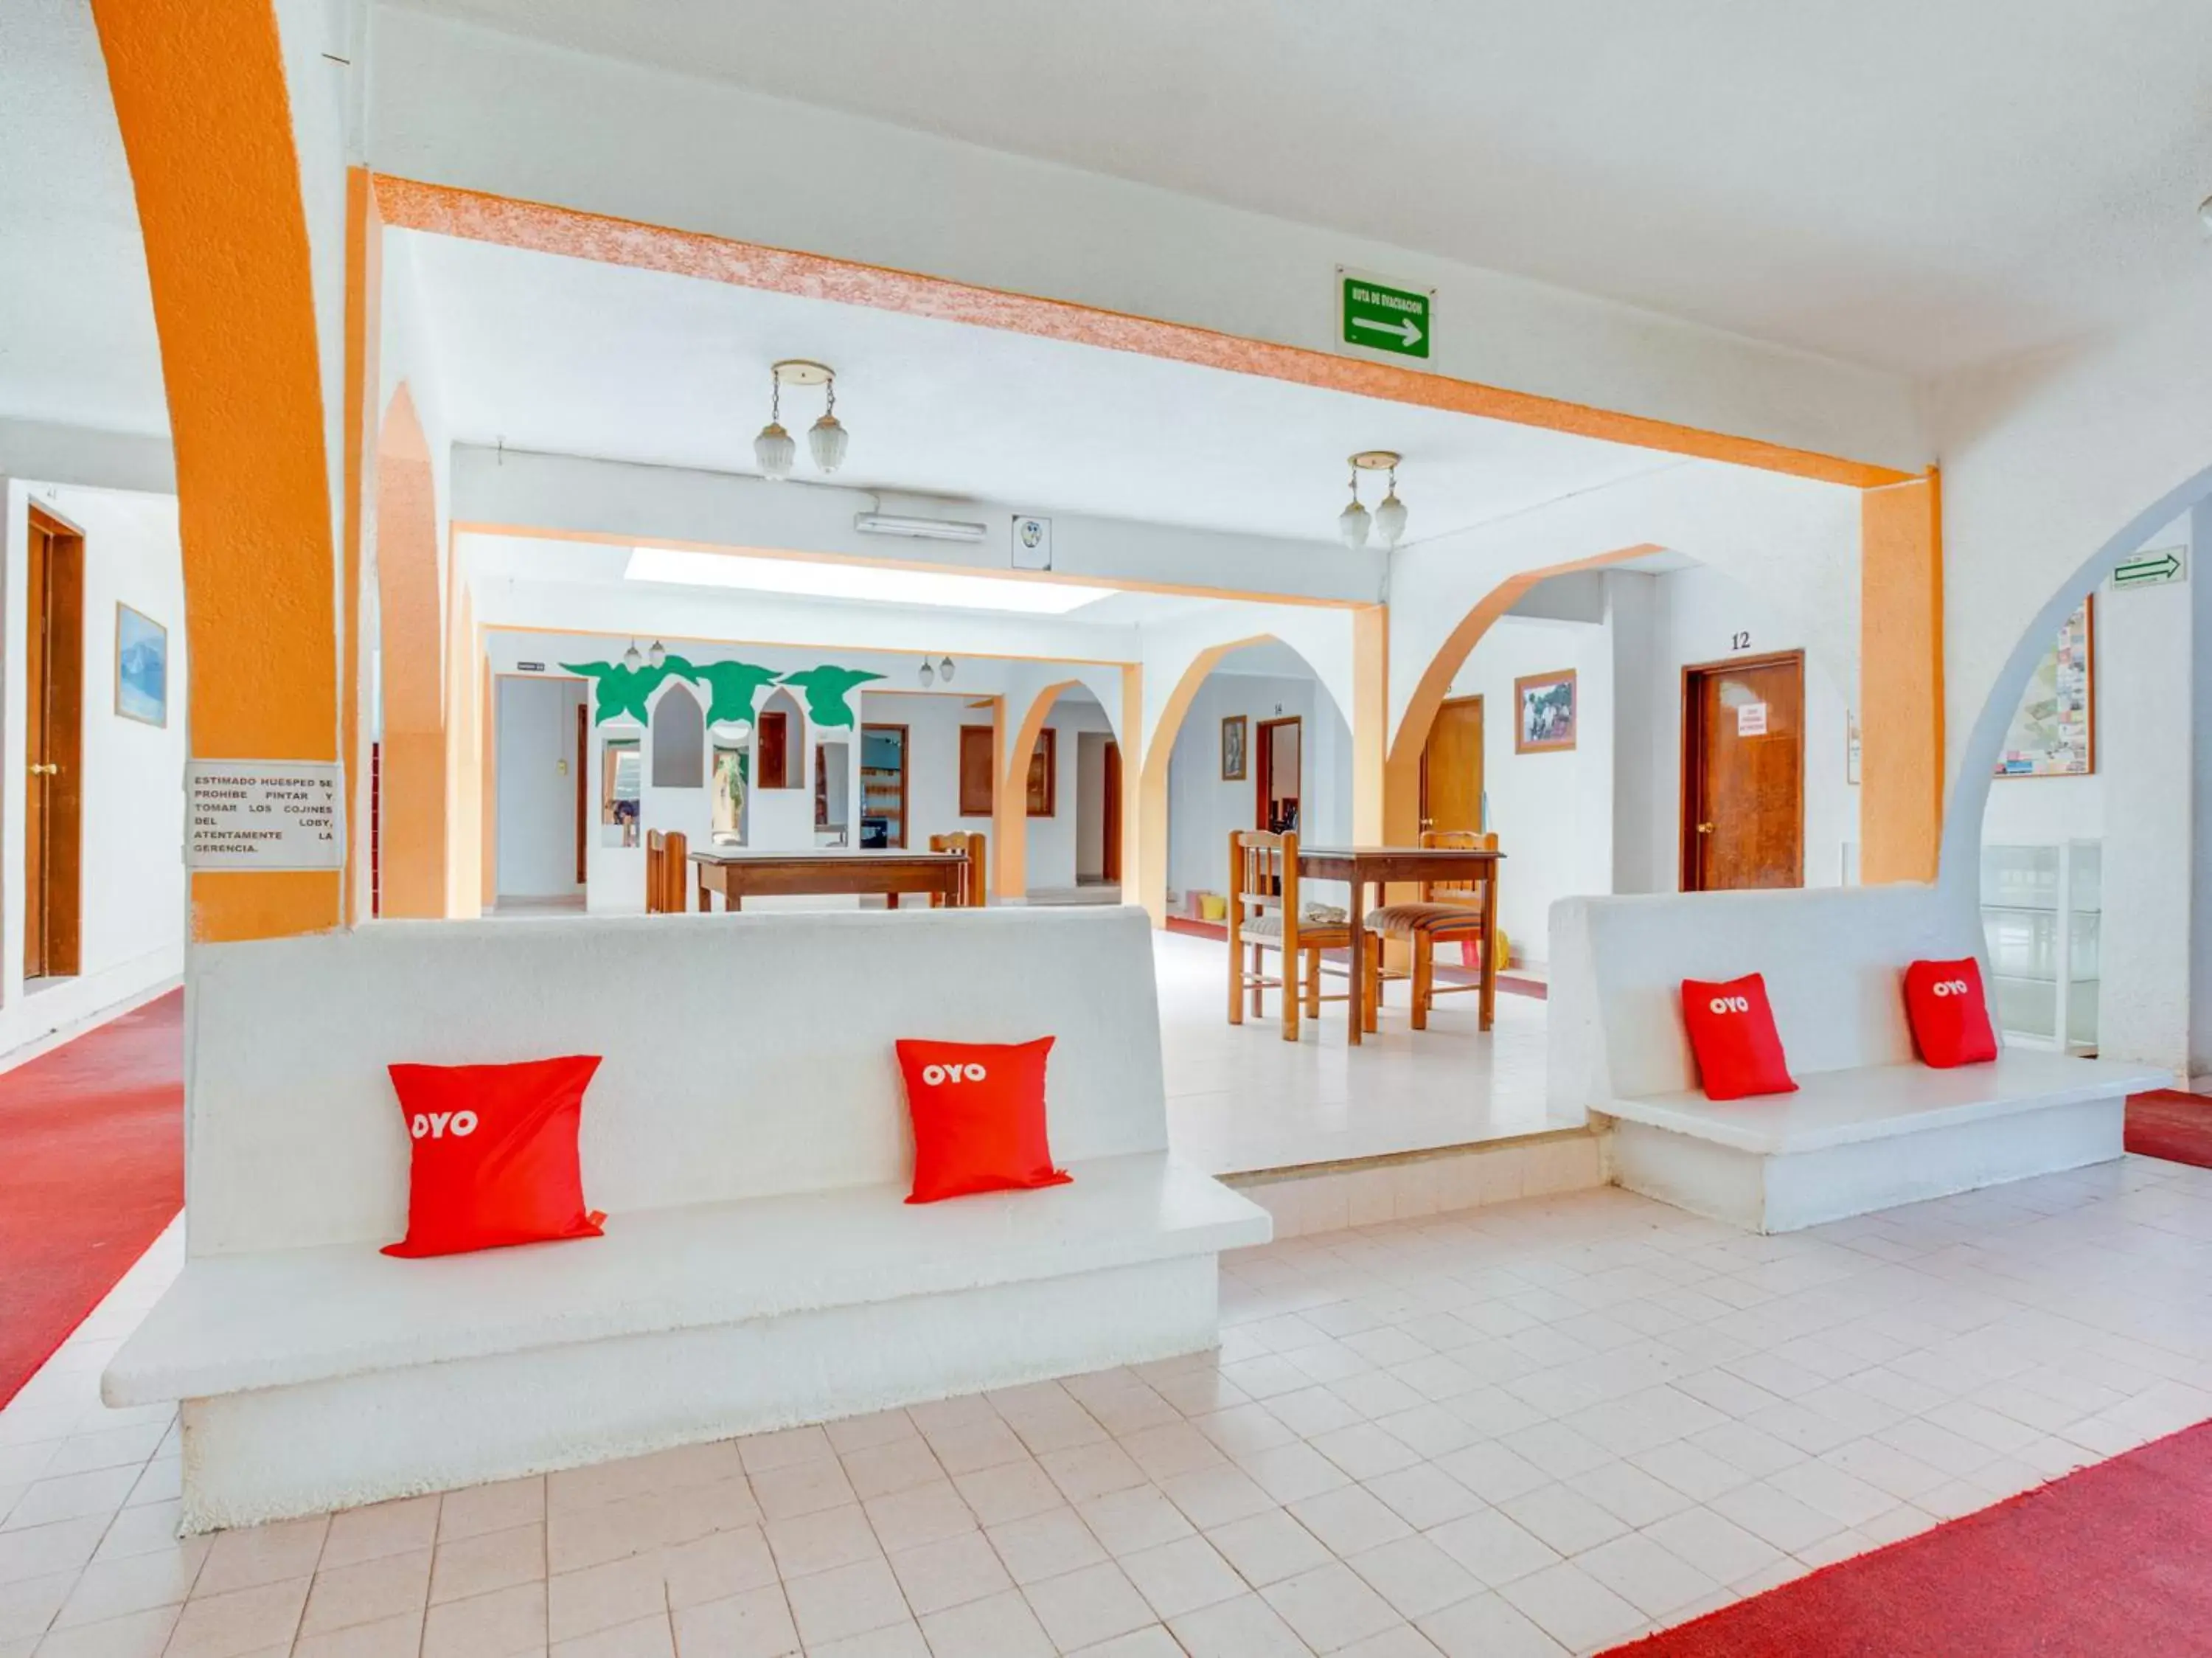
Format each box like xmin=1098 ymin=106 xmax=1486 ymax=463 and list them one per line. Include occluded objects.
xmin=394 ymin=0 xmax=2212 ymax=375
xmin=0 ymin=1 xmax=167 ymax=434
xmin=403 ymin=232 xmax=1677 ymax=547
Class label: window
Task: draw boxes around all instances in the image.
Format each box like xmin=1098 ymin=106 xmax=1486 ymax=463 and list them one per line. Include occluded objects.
xmin=959 ymin=725 xmax=995 ymax=817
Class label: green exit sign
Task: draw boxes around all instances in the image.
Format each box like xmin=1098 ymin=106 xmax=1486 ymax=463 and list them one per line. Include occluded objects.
xmin=1340 ymin=271 xmax=1432 ymax=359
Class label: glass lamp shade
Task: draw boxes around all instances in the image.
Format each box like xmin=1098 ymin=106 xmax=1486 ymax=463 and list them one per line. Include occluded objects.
xmin=647 ymin=640 xmax=667 ymax=668
xmin=808 ymin=413 xmax=849 ymax=473
xmin=622 ymin=642 xmax=643 ymax=670
xmin=754 ymin=421 xmax=796 ymax=479
xmin=1373 ymin=491 xmax=1408 ymax=549
xmin=1338 ymin=499 xmax=1371 ymax=549
xmin=919 ymin=659 xmax=936 ymax=687
xmin=939 ymin=656 xmax=956 ymax=684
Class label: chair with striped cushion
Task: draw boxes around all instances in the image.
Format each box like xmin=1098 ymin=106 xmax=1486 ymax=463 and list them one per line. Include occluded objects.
xmin=1363 ymin=830 xmax=1498 ymax=1031
xmin=1226 ymin=830 xmax=1357 ymax=1041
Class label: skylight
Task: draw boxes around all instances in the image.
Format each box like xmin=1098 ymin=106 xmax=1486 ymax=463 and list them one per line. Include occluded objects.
xmin=624 ymin=548 xmax=1116 ymax=614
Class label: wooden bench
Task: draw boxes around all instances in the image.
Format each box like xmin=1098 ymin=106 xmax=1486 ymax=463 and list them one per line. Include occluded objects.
xmin=1548 ymin=887 xmax=2165 ymax=1233
xmin=104 ymin=907 xmax=1268 ymax=1530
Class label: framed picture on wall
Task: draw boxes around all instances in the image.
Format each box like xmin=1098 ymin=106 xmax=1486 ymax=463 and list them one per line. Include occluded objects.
xmin=1220 ymin=715 xmax=1248 ymax=781
xmin=115 ymin=603 xmax=167 ymax=726
xmin=1514 ymin=669 xmax=1577 ymax=754
xmin=1993 ymin=594 xmax=2094 ymax=777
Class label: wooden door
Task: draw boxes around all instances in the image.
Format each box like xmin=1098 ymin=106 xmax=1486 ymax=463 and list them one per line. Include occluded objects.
xmin=1683 ymin=652 xmax=1804 ymax=891
xmin=24 ymin=509 xmax=83 ymax=979
xmin=1101 ymin=740 xmax=1122 ymax=882
xmin=1420 ymin=696 xmax=1484 ymax=833
xmin=574 ymin=702 xmax=589 ymax=884
xmin=1254 ymin=717 xmax=1301 ymax=833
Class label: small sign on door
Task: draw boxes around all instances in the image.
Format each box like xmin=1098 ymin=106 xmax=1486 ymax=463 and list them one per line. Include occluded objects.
xmin=1736 ymin=702 xmax=1769 ymax=738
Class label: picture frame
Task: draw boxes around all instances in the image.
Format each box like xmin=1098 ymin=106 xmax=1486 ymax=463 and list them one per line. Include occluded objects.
xmin=1514 ymin=669 xmax=1577 ymax=754
xmin=1220 ymin=715 xmax=1248 ymax=781
xmin=1994 ymin=594 xmax=2094 ymax=778
xmin=114 ymin=603 xmax=168 ymax=727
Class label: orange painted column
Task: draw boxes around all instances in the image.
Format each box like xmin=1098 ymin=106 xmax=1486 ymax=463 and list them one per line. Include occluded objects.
xmin=374 ymin=386 xmax=451 ymax=918
xmin=1352 ymin=608 xmax=1388 ymax=845
xmin=997 ymin=682 xmax=1078 ymax=902
xmin=342 ymin=170 xmax=382 ymax=926
xmin=1860 ymin=471 xmax=1944 ymax=884
xmin=1119 ymin=667 xmax=1147 ymax=920
xmin=92 ymin=0 xmax=343 ymax=943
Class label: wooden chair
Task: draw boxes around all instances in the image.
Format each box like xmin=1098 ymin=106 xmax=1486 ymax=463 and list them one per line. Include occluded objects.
xmin=1363 ymin=830 xmax=1498 ymax=1030
xmin=927 ymin=830 xmax=988 ymax=907
xmin=644 ymin=830 xmax=689 ymax=914
xmin=1226 ymin=830 xmax=1357 ymax=1041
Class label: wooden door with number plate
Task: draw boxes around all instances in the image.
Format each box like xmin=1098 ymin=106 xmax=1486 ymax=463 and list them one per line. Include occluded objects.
xmin=1682 ymin=651 xmax=1804 ymax=891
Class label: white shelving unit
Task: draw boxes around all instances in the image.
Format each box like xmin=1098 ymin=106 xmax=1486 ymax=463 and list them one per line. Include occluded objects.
xmin=1980 ymin=841 xmax=2101 ymax=1055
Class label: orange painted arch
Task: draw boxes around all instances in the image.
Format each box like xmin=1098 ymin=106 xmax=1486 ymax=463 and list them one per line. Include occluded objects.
xmin=996 ymin=681 xmax=1084 ymax=902
xmin=375 ymin=176 xmax=1911 ymax=491
xmin=375 ymin=384 xmax=450 ymax=918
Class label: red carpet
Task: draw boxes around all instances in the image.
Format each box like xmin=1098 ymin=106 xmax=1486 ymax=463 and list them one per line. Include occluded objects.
xmin=0 ymin=991 xmax=184 ymax=1408
xmin=1603 ymin=1418 xmax=2212 ymax=1657
xmin=2126 ymin=1088 xmax=2212 ymax=1170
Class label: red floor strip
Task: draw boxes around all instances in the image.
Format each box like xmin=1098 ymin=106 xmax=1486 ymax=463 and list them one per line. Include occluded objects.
xmin=2126 ymin=1088 xmax=2212 ymax=1170
xmin=0 ymin=990 xmax=183 ymax=1408
xmin=1603 ymin=1418 xmax=2212 ymax=1657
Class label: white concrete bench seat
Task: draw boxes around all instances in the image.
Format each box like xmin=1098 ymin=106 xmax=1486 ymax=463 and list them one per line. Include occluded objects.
xmin=105 ymin=907 xmax=1268 ymax=1531
xmin=105 ymin=1151 xmax=1255 ymax=1405
xmin=1550 ymin=888 xmax=2166 ymax=1233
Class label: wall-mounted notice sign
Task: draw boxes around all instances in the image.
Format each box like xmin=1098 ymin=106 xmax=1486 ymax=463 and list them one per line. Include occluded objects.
xmin=187 ymin=760 xmax=344 ymax=870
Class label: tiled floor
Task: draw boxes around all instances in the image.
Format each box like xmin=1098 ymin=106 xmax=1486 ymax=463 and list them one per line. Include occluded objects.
xmin=7 ymin=1154 xmax=2211 ymax=1657
xmin=1156 ymin=930 xmax=1576 ymax=1176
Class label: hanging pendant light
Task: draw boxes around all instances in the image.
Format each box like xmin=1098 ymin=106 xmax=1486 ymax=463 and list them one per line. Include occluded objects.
xmin=1373 ymin=465 xmax=1408 ymax=549
xmin=647 ymin=639 xmax=667 ymax=669
xmin=918 ymin=656 xmax=936 ymax=687
xmin=1338 ymin=459 xmax=1371 ymax=549
xmin=808 ymin=371 xmax=849 ymax=473
xmin=938 ymin=656 xmax=956 ymax=684
xmin=622 ymin=639 xmax=644 ymax=670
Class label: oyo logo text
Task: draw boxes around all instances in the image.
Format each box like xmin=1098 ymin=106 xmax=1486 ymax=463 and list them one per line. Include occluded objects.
xmin=411 ymin=1111 xmax=479 ymax=1140
xmin=921 ymin=1063 xmax=990 ymax=1087
xmin=1708 ymin=996 xmax=1752 ymax=1016
xmin=1932 ymin=979 xmax=1972 ymax=998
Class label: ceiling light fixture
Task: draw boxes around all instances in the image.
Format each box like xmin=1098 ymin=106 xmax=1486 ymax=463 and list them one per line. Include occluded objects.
xmin=622 ymin=639 xmax=644 ymax=670
xmin=938 ymin=656 xmax=956 ymax=684
xmin=853 ymin=512 xmax=990 ymax=543
xmin=919 ymin=656 xmax=936 ymax=687
xmin=757 ymin=359 xmax=845 ymax=479
xmin=647 ymin=639 xmax=667 ymax=669
xmin=1340 ymin=451 xmax=1407 ymax=549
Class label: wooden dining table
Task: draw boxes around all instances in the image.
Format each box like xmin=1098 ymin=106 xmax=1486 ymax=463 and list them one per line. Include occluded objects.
xmin=689 ymin=847 xmax=972 ymax=911
xmin=1293 ymin=844 xmax=1503 ymax=1045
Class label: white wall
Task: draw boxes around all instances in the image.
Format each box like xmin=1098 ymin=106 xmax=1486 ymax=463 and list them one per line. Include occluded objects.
xmin=1443 ymin=616 xmax=1613 ymax=965
xmin=494 ymin=676 xmax=586 ymax=898
xmin=1166 ymin=670 xmax=1351 ymax=907
xmin=0 ymin=480 xmax=187 ymax=1050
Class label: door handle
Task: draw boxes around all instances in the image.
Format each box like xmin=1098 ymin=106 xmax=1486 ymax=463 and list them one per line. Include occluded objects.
xmin=28 ymin=763 xmax=58 ymax=776
xmin=1696 ymin=821 xmax=1716 ymax=834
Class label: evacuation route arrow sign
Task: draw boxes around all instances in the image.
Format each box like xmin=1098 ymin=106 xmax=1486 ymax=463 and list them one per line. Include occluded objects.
xmin=2113 ymin=545 xmax=2185 ymax=589
xmin=1340 ymin=272 xmax=1432 ymax=360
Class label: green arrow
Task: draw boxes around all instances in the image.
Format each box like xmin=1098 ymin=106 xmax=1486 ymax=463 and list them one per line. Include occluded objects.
xmin=2115 ymin=551 xmax=2181 ymax=585
xmin=1349 ymin=314 xmax=1424 ymax=349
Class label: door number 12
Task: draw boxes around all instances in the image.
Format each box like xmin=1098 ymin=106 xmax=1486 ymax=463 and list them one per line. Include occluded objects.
xmin=1730 ymin=631 xmax=1752 ymax=651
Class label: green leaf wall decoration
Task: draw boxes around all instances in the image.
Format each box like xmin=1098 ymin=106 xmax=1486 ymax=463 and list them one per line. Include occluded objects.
xmin=560 ymin=657 xmax=884 ymax=729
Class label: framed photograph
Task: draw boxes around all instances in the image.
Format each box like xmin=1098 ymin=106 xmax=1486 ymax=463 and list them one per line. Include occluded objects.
xmin=1220 ymin=715 xmax=1248 ymax=781
xmin=115 ymin=603 xmax=167 ymax=726
xmin=1994 ymin=595 xmax=2094 ymax=778
xmin=1514 ymin=669 xmax=1577 ymax=754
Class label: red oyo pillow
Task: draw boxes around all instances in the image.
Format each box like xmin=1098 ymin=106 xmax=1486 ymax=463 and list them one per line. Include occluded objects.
xmin=895 ymin=1036 xmax=1072 ymax=1204
xmin=1903 ymin=958 xmax=1999 ymax=1068
xmin=1680 ymin=974 xmax=1798 ymax=1100
xmin=383 ymin=1055 xmax=606 ymax=1258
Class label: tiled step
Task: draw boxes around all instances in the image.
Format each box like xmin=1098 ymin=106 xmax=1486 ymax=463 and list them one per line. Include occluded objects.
xmin=1220 ymin=1125 xmax=1610 ymax=1238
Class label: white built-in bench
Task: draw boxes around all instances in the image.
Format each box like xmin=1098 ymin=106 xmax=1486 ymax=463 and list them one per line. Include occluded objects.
xmin=1548 ymin=887 xmax=2165 ymax=1233
xmin=105 ymin=906 xmax=1269 ymax=1532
